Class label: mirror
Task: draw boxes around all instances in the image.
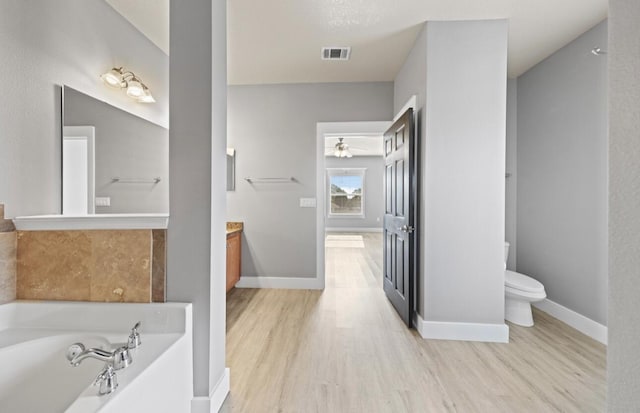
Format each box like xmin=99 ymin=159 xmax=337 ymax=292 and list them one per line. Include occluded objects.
xmin=62 ymin=86 xmax=169 ymax=214
xmin=227 ymin=148 xmax=236 ymax=191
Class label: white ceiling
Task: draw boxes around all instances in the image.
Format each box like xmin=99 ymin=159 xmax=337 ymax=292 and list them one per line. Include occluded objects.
xmin=325 ymin=135 xmax=384 ymax=157
xmin=107 ymin=0 xmax=608 ymax=84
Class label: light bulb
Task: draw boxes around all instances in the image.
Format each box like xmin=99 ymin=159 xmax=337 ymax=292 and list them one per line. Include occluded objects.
xmin=126 ymin=80 xmax=144 ymax=98
xmin=101 ymin=68 xmax=123 ymax=87
xmin=138 ymin=89 xmax=156 ymax=103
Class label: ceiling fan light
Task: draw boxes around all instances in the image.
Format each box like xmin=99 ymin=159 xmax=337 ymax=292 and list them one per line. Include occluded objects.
xmin=334 ymin=137 xmax=353 ymax=158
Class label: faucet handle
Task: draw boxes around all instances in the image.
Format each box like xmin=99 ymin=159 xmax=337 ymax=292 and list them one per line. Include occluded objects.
xmin=112 ymin=346 xmax=133 ymax=370
xmin=94 ymin=364 xmax=118 ymax=395
xmin=128 ymin=321 xmax=142 ymax=349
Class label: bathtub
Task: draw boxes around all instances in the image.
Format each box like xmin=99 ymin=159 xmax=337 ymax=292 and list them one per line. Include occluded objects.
xmin=0 ymin=301 xmax=193 ymax=413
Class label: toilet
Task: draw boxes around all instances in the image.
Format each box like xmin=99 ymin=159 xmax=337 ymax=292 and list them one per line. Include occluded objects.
xmin=504 ymin=242 xmax=546 ymax=327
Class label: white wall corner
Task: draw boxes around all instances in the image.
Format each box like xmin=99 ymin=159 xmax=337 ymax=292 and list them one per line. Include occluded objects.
xmin=534 ymin=299 xmax=607 ymax=345
xmin=191 ymin=367 xmax=230 ymax=413
xmin=235 ymin=276 xmax=323 ymax=290
xmin=413 ymin=313 xmax=509 ymax=343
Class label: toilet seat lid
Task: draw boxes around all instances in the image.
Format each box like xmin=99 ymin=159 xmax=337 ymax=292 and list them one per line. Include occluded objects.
xmin=505 ymin=270 xmax=545 ymax=293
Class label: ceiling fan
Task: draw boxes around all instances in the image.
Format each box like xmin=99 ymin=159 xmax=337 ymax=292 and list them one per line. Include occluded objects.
xmin=334 ymin=137 xmax=353 ymax=158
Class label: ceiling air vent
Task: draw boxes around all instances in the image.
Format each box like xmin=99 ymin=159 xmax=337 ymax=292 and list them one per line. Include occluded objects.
xmin=321 ymin=47 xmax=351 ymax=61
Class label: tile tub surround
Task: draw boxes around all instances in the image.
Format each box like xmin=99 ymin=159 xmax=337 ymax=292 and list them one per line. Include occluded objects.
xmin=0 ymin=232 xmax=17 ymax=304
xmin=226 ymin=221 xmax=243 ymax=234
xmin=152 ymin=229 xmax=166 ymax=302
xmin=17 ymin=229 xmax=167 ymax=303
xmin=0 ymin=205 xmax=15 ymax=233
xmin=0 ymin=204 xmax=17 ymax=304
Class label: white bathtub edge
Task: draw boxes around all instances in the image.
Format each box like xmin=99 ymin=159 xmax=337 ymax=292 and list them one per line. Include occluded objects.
xmin=1 ymin=301 xmax=191 ymax=333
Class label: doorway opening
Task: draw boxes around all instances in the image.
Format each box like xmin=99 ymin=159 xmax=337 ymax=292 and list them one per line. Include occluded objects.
xmin=316 ymin=121 xmax=390 ymax=292
xmin=62 ymin=125 xmax=96 ymax=215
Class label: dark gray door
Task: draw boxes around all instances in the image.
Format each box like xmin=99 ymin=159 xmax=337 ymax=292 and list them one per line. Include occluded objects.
xmin=383 ymin=108 xmax=416 ymax=327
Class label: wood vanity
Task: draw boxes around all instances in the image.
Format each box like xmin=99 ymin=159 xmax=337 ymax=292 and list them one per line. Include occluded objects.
xmin=226 ymin=222 xmax=243 ymax=292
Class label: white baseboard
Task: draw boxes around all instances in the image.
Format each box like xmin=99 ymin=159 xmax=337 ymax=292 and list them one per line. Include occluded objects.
xmin=325 ymin=227 xmax=383 ymax=233
xmin=414 ymin=313 xmax=509 ymax=343
xmin=191 ymin=368 xmax=230 ymax=413
xmin=235 ymin=276 xmax=323 ymax=290
xmin=533 ymin=299 xmax=607 ymax=345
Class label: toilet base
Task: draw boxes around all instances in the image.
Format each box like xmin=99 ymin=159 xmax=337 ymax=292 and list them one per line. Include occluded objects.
xmin=505 ymin=296 xmax=534 ymax=327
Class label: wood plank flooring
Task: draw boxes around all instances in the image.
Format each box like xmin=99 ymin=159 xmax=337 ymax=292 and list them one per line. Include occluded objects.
xmin=222 ymin=233 xmax=605 ymax=412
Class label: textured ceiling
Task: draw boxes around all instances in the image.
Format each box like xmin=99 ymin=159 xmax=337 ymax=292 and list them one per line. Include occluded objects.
xmin=107 ymin=0 xmax=608 ymax=85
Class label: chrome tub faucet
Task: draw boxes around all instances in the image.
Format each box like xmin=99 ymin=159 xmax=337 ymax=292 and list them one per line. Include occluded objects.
xmin=65 ymin=322 xmax=141 ymax=396
xmin=66 ymin=342 xmax=133 ymax=370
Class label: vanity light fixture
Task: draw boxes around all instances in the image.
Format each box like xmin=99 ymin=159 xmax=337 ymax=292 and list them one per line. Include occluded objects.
xmin=334 ymin=138 xmax=353 ymax=158
xmin=100 ymin=67 xmax=155 ymax=103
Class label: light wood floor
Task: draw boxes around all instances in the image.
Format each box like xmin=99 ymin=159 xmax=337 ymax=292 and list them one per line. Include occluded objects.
xmin=222 ymin=233 xmax=605 ymax=412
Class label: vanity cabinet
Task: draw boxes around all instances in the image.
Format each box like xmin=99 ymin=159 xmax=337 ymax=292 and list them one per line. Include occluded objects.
xmin=226 ymin=231 xmax=241 ymax=292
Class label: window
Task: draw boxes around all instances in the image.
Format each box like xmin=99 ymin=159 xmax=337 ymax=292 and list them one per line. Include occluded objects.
xmin=327 ymin=169 xmax=365 ymax=217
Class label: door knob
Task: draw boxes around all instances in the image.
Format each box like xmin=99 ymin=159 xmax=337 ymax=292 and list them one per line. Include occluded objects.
xmin=400 ymin=225 xmax=415 ymax=234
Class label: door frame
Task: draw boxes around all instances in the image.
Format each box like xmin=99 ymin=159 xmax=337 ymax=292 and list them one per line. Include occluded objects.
xmin=315 ymin=121 xmax=392 ymax=289
xmin=62 ymin=125 xmax=96 ymax=215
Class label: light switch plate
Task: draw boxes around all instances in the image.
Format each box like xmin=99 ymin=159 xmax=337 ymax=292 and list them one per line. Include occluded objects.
xmin=95 ymin=197 xmax=111 ymax=207
xmin=299 ymin=197 xmax=317 ymax=208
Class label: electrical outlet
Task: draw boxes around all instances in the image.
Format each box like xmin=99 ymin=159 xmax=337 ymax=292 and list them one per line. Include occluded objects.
xmin=95 ymin=197 xmax=111 ymax=207
xmin=299 ymin=198 xmax=317 ymax=208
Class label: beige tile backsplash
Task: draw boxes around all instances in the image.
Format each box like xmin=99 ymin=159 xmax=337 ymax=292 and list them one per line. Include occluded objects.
xmin=16 ymin=229 xmax=166 ymax=303
xmin=0 ymin=203 xmax=166 ymax=304
xmin=0 ymin=231 xmax=17 ymax=304
xmin=0 ymin=204 xmax=17 ymax=304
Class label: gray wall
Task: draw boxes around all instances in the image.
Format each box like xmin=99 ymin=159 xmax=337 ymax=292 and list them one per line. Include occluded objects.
xmin=0 ymin=0 xmax=168 ymax=218
xmin=209 ymin=0 xmax=228 ymax=392
xmin=64 ymin=87 xmax=169 ymax=213
xmin=227 ymin=82 xmax=393 ymax=279
xmin=516 ymin=21 xmax=608 ymax=325
xmin=423 ymin=20 xmax=507 ymax=324
xmin=608 ymin=0 xmax=640 ymax=409
xmin=395 ymin=20 xmax=507 ymax=325
xmin=505 ymin=79 xmax=517 ymax=270
xmin=324 ymin=155 xmax=385 ymax=230
xmin=169 ymin=0 xmax=227 ymax=404
xmin=393 ymin=23 xmax=427 ymax=315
